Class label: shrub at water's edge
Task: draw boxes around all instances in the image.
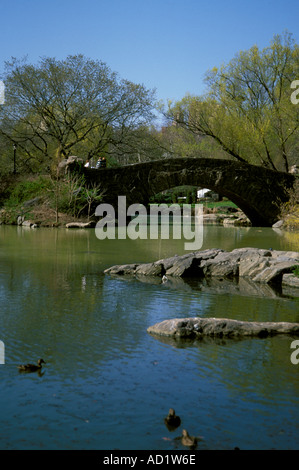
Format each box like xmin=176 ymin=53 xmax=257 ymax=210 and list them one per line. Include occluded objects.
xmin=0 ymin=174 xmax=104 ymax=226
xmin=280 ymin=178 xmax=299 ymax=230
xmin=292 ymin=266 xmax=299 ymax=278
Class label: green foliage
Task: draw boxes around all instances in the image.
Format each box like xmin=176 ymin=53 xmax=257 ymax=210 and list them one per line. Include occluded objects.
xmin=280 ymin=178 xmax=299 ymax=229
xmin=186 ymin=190 xmax=192 ymax=204
xmin=149 ymin=186 xmax=199 ymax=205
xmin=1 ymin=177 xmax=50 ymax=215
xmin=150 ymin=192 xmax=172 ymax=204
xmin=171 ymin=192 xmax=178 ymax=204
xmin=0 ymin=175 xmax=51 ymax=224
xmin=0 ymin=173 xmax=104 ymax=224
xmin=167 ymin=32 xmax=299 ymax=172
xmin=203 ymin=200 xmax=238 ymax=210
xmin=0 ymin=55 xmax=158 ymax=173
xmin=5 ymin=176 xmax=51 ymax=206
xmin=48 ymin=174 xmax=105 ymax=220
xmin=291 ymin=266 xmax=299 ymax=278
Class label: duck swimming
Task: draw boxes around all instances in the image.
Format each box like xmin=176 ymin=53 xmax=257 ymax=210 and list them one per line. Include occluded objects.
xmin=18 ymin=358 xmax=46 ymax=373
xmin=181 ymin=429 xmax=198 ymax=449
xmin=164 ymin=408 xmax=181 ymax=431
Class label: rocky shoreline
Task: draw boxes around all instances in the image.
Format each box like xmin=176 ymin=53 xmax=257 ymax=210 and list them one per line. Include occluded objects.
xmin=104 ymin=247 xmax=299 ymax=292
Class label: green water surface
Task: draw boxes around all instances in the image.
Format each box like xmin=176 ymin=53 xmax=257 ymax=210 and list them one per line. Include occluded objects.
xmin=0 ymin=224 xmax=298 ymax=450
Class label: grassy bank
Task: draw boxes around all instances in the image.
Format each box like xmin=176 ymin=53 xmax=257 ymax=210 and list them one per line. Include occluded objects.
xmin=0 ymin=173 xmax=102 ymax=226
xmin=280 ymin=178 xmax=299 ymax=230
xmin=150 ymin=199 xmax=239 ymax=214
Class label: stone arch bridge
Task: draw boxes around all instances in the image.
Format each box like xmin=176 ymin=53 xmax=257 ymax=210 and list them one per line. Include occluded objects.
xmin=82 ymin=157 xmax=295 ymax=227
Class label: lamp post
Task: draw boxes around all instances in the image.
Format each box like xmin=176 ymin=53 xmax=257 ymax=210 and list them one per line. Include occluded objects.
xmin=13 ymin=144 xmax=17 ymax=174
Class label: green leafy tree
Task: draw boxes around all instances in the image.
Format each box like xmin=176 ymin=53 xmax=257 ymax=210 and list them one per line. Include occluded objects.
xmin=79 ymin=183 xmax=106 ymax=221
xmin=168 ymin=32 xmax=299 ymax=172
xmin=0 ymin=55 xmax=157 ymax=173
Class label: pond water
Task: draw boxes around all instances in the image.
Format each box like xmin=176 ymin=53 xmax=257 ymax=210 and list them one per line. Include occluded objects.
xmin=0 ymin=224 xmax=298 ymax=450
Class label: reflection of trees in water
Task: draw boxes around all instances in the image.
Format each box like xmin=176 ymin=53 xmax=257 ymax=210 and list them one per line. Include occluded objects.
xmin=1 ymin=225 xmax=298 ymax=378
xmin=126 ymin=225 xmax=298 ymax=259
xmin=152 ymin=330 xmax=299 ymax=408
xmin=1 ymin=259 xmax=157 ymax=375
xmin=275 ymin=229 xmax=299 ymax=252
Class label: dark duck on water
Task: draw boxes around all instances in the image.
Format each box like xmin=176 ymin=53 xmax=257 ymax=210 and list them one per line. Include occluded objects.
xmin=18 ymin=358 xmax=46 ymax=373
xmin=164 ymin=408 xmax=181 ymax=431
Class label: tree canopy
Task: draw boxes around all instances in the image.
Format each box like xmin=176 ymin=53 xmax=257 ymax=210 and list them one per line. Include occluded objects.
xmin=1 ymin=33 xmax=298 ymax=175
xmin=0 ymin=55 xmax=158 ymax=172
xmin=167 ymin=32 xmax=299 ymax=172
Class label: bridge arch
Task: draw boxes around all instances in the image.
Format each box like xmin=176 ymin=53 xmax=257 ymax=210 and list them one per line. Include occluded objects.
xmin=83 ymin=157 xmax=295 ymax=227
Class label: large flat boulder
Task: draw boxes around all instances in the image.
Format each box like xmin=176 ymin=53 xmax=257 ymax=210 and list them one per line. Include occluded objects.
xmin=239 ymin=251 xmax=272 ymax=277
xmin=136 ymin=262 xmax=164 ymax=276
xmin=200 ymin=250 xmax=242 ymax=278
xmin=104 ymin=248 xmax=299 ymax=293
xmin=147 ymin=317 xmax=299 ymax=339
xmin=252 ymin=260 xmax=298 ymax=284
xmin=165 ymin=255 xmax=200 ymax=277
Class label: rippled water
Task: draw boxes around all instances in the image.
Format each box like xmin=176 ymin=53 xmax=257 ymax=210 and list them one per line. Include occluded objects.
xmin=0 ymin=225 xmax=298 ymax=449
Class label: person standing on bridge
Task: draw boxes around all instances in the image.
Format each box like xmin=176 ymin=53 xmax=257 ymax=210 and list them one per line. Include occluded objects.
xmin=96 ymin=157 xmax=107 ymax=169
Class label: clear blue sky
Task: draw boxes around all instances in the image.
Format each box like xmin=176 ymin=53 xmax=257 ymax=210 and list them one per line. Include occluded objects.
xmin=0 ymin=0 xmax=298 ymax=103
